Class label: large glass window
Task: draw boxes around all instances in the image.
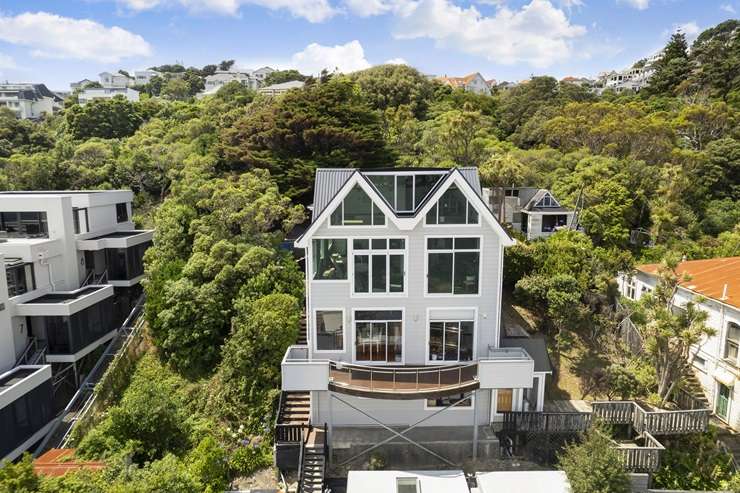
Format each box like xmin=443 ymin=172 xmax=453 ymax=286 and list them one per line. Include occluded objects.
xmin=542 ymin=214 xmax=567 ymax=232
xmin=426 ymin=392 xmax=472 ymax=408
xmin=353 ymin=238 xmax=405 ymax=294
xmin=429 ymin=320 xmax=474 ymax=362
xmin=535 ymin=193 xmax=558 ymax=208
xmin=427 ymin=237 xmax=480 ymax=295
xmin=105 ymin=242 xmax=151 ymax=281
xmin=316 ymin=310 xmax=344 ymax=351
xmin=425 ymin=184 xmax=479 ymax=225
xmin=725 ymin=322 xmax=740 ymax=363
xmin=355 ymin=310 xmax=402 ymax=363
xmin=6 ymin=263 xmax=35 ymax=297
xmin=312 ymin=239 xmax=348 ymax=280
xmin=330 ymin=185 xmax=385 ymax=226
xmin=0 ymin=211 xmax=48 ymax=238
xmin=367 ymin=173 xmax=444 ymax=212
xmin=116 ymin=203 xmax=129 ymax=223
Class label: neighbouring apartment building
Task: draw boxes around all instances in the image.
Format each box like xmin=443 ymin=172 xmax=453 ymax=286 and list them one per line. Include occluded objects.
xmin=0 ymin=190 xmax=152 ymax=462
xmin=278 ymin=168 xmax=550 ymax=468
xmin=483 ymin=187 xmax=576 ymax=240
xmin=78 ymin=87 xmax=140 ymax=105
xmin=257 ymin=80 xmax=305 ymax=96
xmin=198 ymin=67 xmax=276 ymax=98
xmin=618 ymin=257 xmax=740 ymax=430
xmin=0 ymin=84 xmax=63 ymax=120
xmin=437 ymin=73 xmax=492 ymax=95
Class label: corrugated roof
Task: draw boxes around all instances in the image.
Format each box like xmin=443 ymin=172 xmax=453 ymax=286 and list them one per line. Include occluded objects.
xmin=501 ymin=336 xmax=553 ymax=373
xmin=637 ymin=257 xmax=740 ymax=309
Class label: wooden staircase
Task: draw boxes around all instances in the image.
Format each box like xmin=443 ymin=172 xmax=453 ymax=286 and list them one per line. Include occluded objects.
xmin=298 ymin=316 xmax=307 ymax=345
xmin=299 ymin=428 xmax=327 ymax=493
xmin=280 ymin=392 xmax=310 ymax=426
xmin=675 ymin=370 xmax=710 ymax=410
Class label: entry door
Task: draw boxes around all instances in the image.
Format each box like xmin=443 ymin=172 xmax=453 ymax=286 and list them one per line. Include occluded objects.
xmin=497 ymin=389 xmax=513 ymax=413
xmin=716 ymin=383 xmax=731 ymax=421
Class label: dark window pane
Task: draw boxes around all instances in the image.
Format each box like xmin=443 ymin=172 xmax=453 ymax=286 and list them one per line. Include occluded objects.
xmin=389 ymin=239 xmax=405 ymax=249
xmin=454 ymin=237 xmax=480 ymax=249
xmin=396 ymin=175 xmax=414 ymax=211
xmin=372 ymin=254 xmax=387 ymax=293
xmin=415 ymin=174 xmax=441 ymax=204
xmin=354 ymin=255 xmax=369 ymax=293
xmin=371 ymin=322 xmax=386 ymax=361
xmin=356 ymin=322 xmax=372 ymax=361
xmin=387 ymin=321 xmax=403 ymax=362
xmin=389 ymin=255 xmax=404 ymax=293
xmin=355 ymin=310 xmax=403 ymax=321
xmin=330 ymin=204 xmax=343 ymax=225
xmin=460 ymin=322 xmax=474 ymax=361
xmin=116 ymin=202 xmax=129 ymax=223
xmin=426 ymin=204 xmax=437 ymax=224
xmin=454 ymin=252 xmax=479 ymax=294
xmin=444 ymin=322 xmax=460 ymax=360
xmin=312 ymin=239 xmax=347 ymax=280
xmin=371 ymin=238 xmax=387 ymax=249
xmin=427 ymin=238 xmax=453 ymax=250
xmin=438 ymin=185 xmax=468 ymax=224
xmin=428 ymin=253 xmax=453 ymax=293
xmin=467 ymin=205 xmax=479 ymax=224
xmin=316 ymin=310 xmax=343 ymax=351
xmin=426 ymin=393 xmax=472 ymax=408
xmin=343 ymin=185 xmax=372 ymax=225
xmin=429 ymin=322 xmax=444 ymax=361
xmin=368 ymin=175 xmax=395 ymax=207
xmin=372 ymin=205 xmax=385 ymax=226
xmin=353 ymin=239 xmax=369 ymax=250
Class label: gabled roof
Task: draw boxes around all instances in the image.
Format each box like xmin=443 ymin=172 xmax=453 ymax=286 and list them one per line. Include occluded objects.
xmin=636 ymin=256 xmax=740 ymax=309
xmin=297 ymin=167 xmax=513 ymax=248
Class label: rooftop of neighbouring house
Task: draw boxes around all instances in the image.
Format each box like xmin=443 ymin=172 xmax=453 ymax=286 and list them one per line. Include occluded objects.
xmin=637 ymin=256 xmax=740 ymax=309
xmin=33 ymin=449 xmax=106 ymax=477
xmin=312 ymin=167 xmax=481 ymax=221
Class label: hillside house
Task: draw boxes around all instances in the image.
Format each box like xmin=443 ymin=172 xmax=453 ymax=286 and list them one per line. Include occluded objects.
xmin=483 ymin=187 xmax=576 ymax=240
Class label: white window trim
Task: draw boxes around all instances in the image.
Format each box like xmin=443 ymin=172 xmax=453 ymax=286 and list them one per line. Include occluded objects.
xmin=351 ymin=307 xmax=406 ymax=366
xmin=423 ymin=391 xmax=475 ymax=411
xmin=424 ymin=307 xmax=479 ymax=365
xmin=326 ymin=193 xmax=387 ymax=229
xmin=423 ymin=235 xmax=483 ymax=298
xmin=423 ymin=185 xmax=482 ymax=227
xmin=313 ymin=307 xmax=346 ymax=354
xmin=309 ymin=237 xmax=350 ymax=283
xmin=349 ymin=236 xmax=409 ymax=298
xmin=364 ymin=170 xmax=446 ymax=213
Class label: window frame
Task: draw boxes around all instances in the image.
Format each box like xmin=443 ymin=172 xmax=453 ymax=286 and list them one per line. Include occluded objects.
xmin=351 ymin=307 xmax=405 ymax=365
xmin=425 ymin=309 xmax=477 ymax=365
xmin=328 ymin=185 xmax=386 ymax=228
xmin=423 ymin=391 xmax=475 ymax=410
xmin=116 ymin=202 xmax=129 ymax=223
xmin=424 ymin=235 xmax=483 ymax=297
xmin=310 ymin=237 xmax=349 ymax=283
xmin=313 ymin=308 xmax=346 ymax=354
xmin=350 ymin=236 xmax=408 ymax=298
xmin=365 ymin=171 xmax=444 ymax=213
xmin=724 ymin=321 xmax=740 ymax=365
xmin=424 ymin=184 xmax=482 ymax=227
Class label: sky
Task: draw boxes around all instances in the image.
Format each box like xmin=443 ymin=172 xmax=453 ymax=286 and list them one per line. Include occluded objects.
xmin=0 ymin=0 xmax=736 ymax=90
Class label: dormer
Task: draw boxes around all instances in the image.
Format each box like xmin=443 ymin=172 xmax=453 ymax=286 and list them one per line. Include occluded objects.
xmin=534 ymin=191 xmax=560 ymax=208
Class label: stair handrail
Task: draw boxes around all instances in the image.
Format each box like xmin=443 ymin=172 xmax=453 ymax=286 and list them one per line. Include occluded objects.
xmin=297 ymin=424 xmax=311 ymax=493
xmin=80 ymin=269 xmax=95 ymax=287
xmin=14 ymin=336 xmax=39 ymax=366
xmin=322 ymin=422 xmax=329 ymax=492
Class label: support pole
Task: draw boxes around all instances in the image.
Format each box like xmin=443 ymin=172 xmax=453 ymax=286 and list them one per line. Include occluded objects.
xmin=327 ymin=391 xmax=334 ymax=466
xmin=473 ymin=389 xmax=478 ymax=461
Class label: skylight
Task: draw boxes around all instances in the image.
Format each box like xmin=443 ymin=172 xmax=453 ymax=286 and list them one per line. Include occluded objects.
xmin=366 ymin=172 xmax=444 ymax=213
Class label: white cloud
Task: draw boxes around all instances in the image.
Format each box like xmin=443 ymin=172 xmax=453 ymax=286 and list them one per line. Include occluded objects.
xmin=0 ymin=53 xmax=16 ymax=70
xmin=0 ymin=12 xmax=151 ymax=63
xmin=617 ymin=0 xmax=649 ymax=9
xmin=560 ymin=0 xmax=584 ymax=7
xmin=675 ymin=21 xmax=700 ymax=37
xmin=291 ymin=40 xmax=371 ymax=74
xmin=721 ymin=3 xmax=736 ymax=13
xmin=343 ymin=0 xmax=395 ymax=16
xmin=393 ymin=0 xmax=586 ymax=68
xmin=384 ymin=57 xmax=408 ymax=65
xmin=118 ymin=0 xmax=336 ymax=22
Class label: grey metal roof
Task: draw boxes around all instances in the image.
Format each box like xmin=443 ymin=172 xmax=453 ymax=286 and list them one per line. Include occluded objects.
xmin=501 ymin=336 xmax=553 ymax=373
xmin=312 ymin=168 xmax=356 ymax=221
xmin=459 ymin=167 xmax=481 ymax=195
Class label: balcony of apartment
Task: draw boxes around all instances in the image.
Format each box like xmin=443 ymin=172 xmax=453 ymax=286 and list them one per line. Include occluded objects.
xmin=77 ymin=233 xmax=152 ymax=287
xmin=281 ymin=345 xmax=535 ymax=399
xmin=0 ymin=365 xmax=54 ymax=462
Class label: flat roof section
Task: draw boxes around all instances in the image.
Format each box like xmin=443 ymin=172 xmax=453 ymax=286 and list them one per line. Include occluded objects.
xmin=348 ymin=470 xmax=468 ymax=493
xmin=25 ymin=286 xmax=106 ymax=304
xmin=85 ymin=230 xmax=148 ymax=240
xmin=0 ymin=368 xmax=37 ymax=392
xmin=476 ymin=471 xmax=572 ymax=493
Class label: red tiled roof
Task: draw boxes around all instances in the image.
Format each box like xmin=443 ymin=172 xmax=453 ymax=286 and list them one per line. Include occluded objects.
xmin=34 ymin=449 xmax=105 ymax=477
xmin=637 ymin=257 xmax=740 ymax=309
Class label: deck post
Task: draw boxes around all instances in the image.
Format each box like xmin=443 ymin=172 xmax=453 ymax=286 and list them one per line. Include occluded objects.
xmin=327 ymin=391 xmax=334 ymax=466
xmin=472 ymin=389 xmax=478 ymax=461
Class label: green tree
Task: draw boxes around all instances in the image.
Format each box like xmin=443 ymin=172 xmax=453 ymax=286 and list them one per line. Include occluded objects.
xmin=162 ymin=78 xmax=191 ymax=101
xmin=0 ymin=454 xmax=39 ymax=493
xmin=351 ymin=64 xmax=437 ymax=118
xmin=262 ymin=69 xmax=308 ymax=87
xmin=687 ymin=20 xmax=740 ymax=99
xmin=559 ymin=427 xmax=631 ymax=493
xmin=420 ymin=103 xmax=496 ymax=167
xmin=645 ymin=31 xmax=690 ymax=96
xmin=218 ymin=59 xmax=235 ymax=71
xmin=65 ymin=97 xmax=143 ymax=140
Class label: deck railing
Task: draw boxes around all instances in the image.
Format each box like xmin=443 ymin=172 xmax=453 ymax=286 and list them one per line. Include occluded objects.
xmin=612 ymin=431 xmax=664 ymax=473
xmin=592 ymin=401 xmax=710 ymax=435
xmin=501 ymin=411 xmax=592 ymax=433
xmin=274 ymin=391 xmax=304 ymax=443
xmin=329 ymin=361 xmax=478 ymax=394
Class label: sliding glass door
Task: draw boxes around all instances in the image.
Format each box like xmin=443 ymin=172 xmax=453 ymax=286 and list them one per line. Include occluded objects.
xmin=354 ymin=310 xmax=403 ymax=363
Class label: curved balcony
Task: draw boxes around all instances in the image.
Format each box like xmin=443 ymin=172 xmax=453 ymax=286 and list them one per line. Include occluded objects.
xmin=328 ymin=362 xmax=479 ymax=399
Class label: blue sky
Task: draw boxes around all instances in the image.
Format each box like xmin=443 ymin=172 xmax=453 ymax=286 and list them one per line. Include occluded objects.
xmin=0 ymin=0 xmax=736 ymax=90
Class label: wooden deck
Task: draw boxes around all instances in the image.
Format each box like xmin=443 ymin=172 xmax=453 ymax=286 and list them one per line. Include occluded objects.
xmin=592 ymin=401 xmax=711 ymax=435
xmin=328 ymin=362 xmax=479 ymax=399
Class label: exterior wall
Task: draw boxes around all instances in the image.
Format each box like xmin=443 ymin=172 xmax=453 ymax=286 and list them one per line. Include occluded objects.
xmin=79 ymin=88 xmax=139 ymax=105
xmin=618 ymin=271 xmax=740 ymax=430
xmin=305 ymin=212 xmax=503 ymax=365
xmin=524 ymin=212 xmax=576 ymax=241
xmin=0 ymin=254 xmax=15 ymax=372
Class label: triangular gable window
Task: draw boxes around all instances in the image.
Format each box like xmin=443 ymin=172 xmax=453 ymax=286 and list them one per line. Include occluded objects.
xmin=330 ymin=185 xmax=385 ymax=226
xmin=367 ymin=173 xmax=443 ymax=213
xmin=535 ymin=192 xmax=559 ymax=208
xmin=425 ymin=184 xmax=479 ymax=225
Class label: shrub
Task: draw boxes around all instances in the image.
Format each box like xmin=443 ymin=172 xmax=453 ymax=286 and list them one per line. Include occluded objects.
xmin=559 ymin=427 xmax=630 ymax=493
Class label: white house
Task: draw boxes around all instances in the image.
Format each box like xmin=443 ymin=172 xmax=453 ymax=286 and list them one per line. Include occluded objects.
xmin=98 ymin=71 xmax=135 ymax=88
xmin=69 ymin=79 xmax=95 ymax=92
xmin=0 ymin=84 xmax=63 ymax=120
xmin=133 ymin=70 xmax=160 ymax=86
xmin=0 ymin=190 xmax=153 ymax=462
xmin=437 ymin=73 xmax=491 ymax=95
xmin=257 ymin=80 xmax=304 ymax=96
xmin=277 ymin=168 xmax=551 ymax=472
xmin=618 ymin=257 xmax=740 ymax=430
xmin=78 ymin=87 xmax=139 ymax=105
xmin=483 ymin=187 xmax=576 ymax=241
